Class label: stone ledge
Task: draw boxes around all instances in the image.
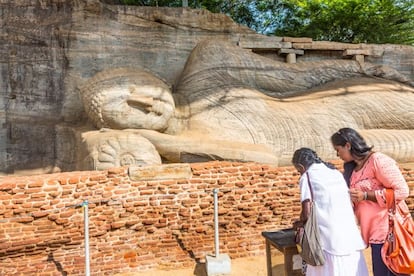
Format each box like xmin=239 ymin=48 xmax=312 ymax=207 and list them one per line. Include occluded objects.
xmin=128 ymin=163 xmax=192 ymax=181
xmin=238 ymin=35 xmax=291 ymax=50
xmin=282 ymin=37 xmax=312 ymax=43
xmin=343 ymin=49 xmax=372 ymax=56
xmin=293 ymin=41 xmax=361 ymax=50
xmin=278 ymin=48 xmax=304 ymax=55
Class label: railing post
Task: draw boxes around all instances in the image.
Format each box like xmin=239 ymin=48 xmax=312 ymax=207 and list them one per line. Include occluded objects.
xmin=213 ymin=188 xmax=219 ymax=257
xmin=205 ymin=188 xmax=231 ymax=275
xmin=83 ymin=200 xmax=90 ymax=276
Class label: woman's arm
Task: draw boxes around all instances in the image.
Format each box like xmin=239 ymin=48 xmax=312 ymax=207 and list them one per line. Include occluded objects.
xmin=373 ymin=153 xmax=409 ymax=204
xmin=293 ymin=199 xmax=311 ymax=229
xmin=300 ymin=199 xmax=311 ymax=223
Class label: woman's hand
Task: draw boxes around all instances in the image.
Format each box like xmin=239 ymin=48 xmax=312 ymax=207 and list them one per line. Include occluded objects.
xmin=349 ymin=188 xmax=364 ymax=203
xmin=293 ymin=220 xmax=303 ymax=230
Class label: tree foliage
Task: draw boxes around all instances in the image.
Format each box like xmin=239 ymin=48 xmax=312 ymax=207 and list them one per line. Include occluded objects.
xmin=120 ymin=0 xmax=414 ymax=45
xmin=275 ymin=0 xmax=414 ymax=45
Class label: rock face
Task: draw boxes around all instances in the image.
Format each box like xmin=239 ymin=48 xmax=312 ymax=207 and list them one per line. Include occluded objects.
xmin=1 ymin=1 xmax=71 ymax=174
xmin=1 ymin=0 xmax=414 ymax=174
xmin=0 ymin=1 xmax=255 ymax=174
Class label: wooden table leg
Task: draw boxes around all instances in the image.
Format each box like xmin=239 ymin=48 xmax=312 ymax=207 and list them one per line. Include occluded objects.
xmin=265 ymin=239 xmax=272 ymax=276
xmin=284 ymin=250 xmax=290 ymax=276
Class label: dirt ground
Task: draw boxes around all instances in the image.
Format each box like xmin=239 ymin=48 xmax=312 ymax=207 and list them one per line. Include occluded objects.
xmin=117 ymin=248 xmax=373 ymax=276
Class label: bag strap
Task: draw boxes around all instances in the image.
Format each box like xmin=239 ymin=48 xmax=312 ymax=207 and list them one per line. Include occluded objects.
xmin=384 ymin=189 xmax=396 ymax=231
xmin=306 ymin=172 xmax=314 ymax=201
xmin=384 ymin=189 xmax=396 ymax=213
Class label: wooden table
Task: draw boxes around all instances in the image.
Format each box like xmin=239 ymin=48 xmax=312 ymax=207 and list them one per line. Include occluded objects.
xmin=262 ymin=229 xmax=302 ymax=276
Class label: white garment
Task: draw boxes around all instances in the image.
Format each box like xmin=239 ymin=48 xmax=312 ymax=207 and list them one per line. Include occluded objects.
xmin=306 ymin=250 xmax=368 ymax=276
xmin=300 ymin=163 xmax=369 ymax=276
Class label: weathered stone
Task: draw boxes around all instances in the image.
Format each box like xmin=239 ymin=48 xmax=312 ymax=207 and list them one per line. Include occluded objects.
xmin=353 ymin=54 xmax=365 ymax=64
xmin=282 ymin=36 xmax=313 ymax=43
xmin=238 ymin=35 xmax=290 ymax=49
xmin=1 ymin=1 xmax=258 ymax=175
xmin=293 ymin=41 xmax=362 ymax=50
xmin=277 ymin=48 xmax=305 ymax=63
xmin=0 ymin=0 xmax=414 ymax=175
xmin=129 ymin=163 xmax=192 ymax=181
xmin=343 ymin=49 xmax=372 ymax=56
xmin=278 ymin=48 xmax=305 ymax=55
xmin=79 ymin=67 xmax=175 ymax=131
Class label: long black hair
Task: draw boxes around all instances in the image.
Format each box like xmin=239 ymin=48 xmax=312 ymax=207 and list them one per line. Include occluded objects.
xmin=292 ymin=147 xmax=336 ymax=171
xmin=330 ymin=127 xmax=373 ymax=186
xmin=330 ymin=127 xmax=373 ymax=159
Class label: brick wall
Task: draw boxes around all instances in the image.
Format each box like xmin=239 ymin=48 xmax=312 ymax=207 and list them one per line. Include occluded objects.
xmin=0 ymin=161 xmax=413 ymax=275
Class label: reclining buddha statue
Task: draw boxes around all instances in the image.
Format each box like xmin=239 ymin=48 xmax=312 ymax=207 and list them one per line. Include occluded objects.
xmin=76 ymin=39 xmax=414 ymax=170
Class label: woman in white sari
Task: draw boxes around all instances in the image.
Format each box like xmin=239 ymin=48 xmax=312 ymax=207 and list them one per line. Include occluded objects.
xmin=292 ymin=148 xmax=369 ymax=276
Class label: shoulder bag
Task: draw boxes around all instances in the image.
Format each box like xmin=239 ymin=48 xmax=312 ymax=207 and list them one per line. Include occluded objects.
xmin=381 ymin=189 xmax=414 ymax=274
xmin=295 ymin=172 xmax=325 ymax=266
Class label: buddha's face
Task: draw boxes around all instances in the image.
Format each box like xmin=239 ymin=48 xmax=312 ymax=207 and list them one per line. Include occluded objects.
xmin=81 ymin=68 xmax=175 ymax=131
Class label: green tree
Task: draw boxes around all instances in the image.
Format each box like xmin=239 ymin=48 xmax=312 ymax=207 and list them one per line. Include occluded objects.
xmin=275 ymin=0 xmax=414 ymax=45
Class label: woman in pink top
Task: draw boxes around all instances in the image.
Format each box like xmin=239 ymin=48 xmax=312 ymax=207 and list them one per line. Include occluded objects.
xmin=331 ymin=127 xmax=410 ymax=276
